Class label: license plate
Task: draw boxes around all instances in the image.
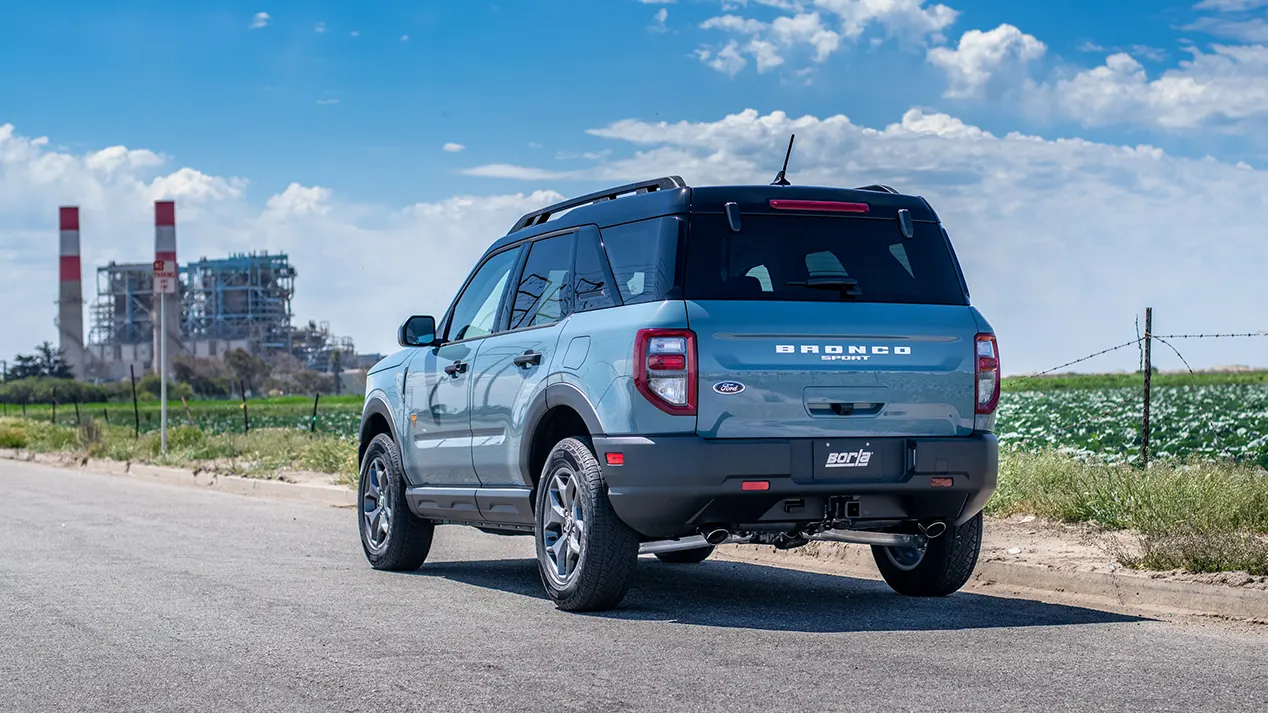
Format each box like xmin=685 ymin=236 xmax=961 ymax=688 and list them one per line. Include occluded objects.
xmin=813 ymin=439 xmax=886 ymax=480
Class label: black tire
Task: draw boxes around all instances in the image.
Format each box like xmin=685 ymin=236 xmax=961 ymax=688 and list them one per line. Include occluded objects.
xmin=871 ymin=512 xmax=982 ymax=597
xmin=358 ymin=433 xmax=434 ymax=571
xmin=654 ymin=546 xmax=714 ymax=564
xmin=534 ymin=437 xmax=639 ymax=612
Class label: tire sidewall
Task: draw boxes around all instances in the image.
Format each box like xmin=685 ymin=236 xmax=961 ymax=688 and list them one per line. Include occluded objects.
xmin=534 ymin=440 xmax=591 ymax=601
xmin=359 ymin=433 xmax=407 ymax=567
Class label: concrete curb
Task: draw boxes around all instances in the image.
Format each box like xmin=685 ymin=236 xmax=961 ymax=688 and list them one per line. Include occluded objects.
xmin=0 ymin=448 xmax=356 ymax=509
xmin=716 ymin=542 xmax=1268 ymax=622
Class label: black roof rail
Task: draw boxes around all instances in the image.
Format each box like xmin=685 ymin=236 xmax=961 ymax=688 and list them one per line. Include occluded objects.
xmin=508 ymin=176 xmax=687 ymax=234
xmin=854 ymin=184 xmax=899 ymax=194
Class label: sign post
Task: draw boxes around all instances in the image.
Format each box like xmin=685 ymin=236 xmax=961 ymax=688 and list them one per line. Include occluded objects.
xmin=154 ymin=259 xmax=177 ymax=454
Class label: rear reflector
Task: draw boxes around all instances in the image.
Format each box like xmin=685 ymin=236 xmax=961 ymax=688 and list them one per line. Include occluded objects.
xmin=605 ymin=453 xmax=624 ymax=466
xmin=930 ymin=477 xmax=954 ymax=488
xmin=647 ymin=353 xmax=686 ymax=371
xmin=741 ymin=480 xmax=770 ymax=491
xmin=769 ymin=199 xmax=869 ymax=214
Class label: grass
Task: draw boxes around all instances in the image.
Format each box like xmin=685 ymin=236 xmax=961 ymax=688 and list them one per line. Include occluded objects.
xmin=1001 ymin=369 xmax=1268 ymax=392
xmin=5 ymin=415 xmax=1267 ymax=576
xmin=987 ymin=448 xmax=1268 ymax=575
xmin=0 ymin=417 xmax=358 ymax=482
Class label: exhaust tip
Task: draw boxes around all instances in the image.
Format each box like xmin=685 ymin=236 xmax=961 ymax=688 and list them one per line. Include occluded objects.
xmin=921 ymin=521 xmax=947 ymax=539
xmin=703 ymin=529 xmax=730 ymax=546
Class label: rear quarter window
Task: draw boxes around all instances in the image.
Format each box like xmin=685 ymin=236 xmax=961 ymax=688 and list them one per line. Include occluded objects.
xmin=684 ymin=213 xmax=967 ymax=305
xmin=599 ymin=217 xmax=682 ymax=305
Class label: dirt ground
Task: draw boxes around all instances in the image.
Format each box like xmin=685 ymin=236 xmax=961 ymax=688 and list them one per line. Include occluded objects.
xmin=767 ymin=514 xmax=1268 ymax=592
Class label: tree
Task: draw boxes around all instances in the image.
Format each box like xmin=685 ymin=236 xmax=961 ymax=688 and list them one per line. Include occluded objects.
xmin=223 ymin=348 xmax=271 ymax=395
xmin=6 ymin=342 xmax=73 ymax=380
xmin=172 ymin=355 xmax=235 ymax=397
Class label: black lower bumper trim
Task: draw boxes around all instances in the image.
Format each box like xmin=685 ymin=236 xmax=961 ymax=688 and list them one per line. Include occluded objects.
xmin=592 ymin=433 xmax=997 ymax=539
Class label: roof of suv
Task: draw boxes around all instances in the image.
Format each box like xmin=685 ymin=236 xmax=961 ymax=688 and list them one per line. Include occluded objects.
xmin=487 ymin=176 xmax=940 ymax=254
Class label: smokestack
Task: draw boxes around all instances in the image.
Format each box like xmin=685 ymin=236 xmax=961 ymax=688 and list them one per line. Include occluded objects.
xmin=153 ymin=200 xmax=180 ymax=376
xmin=58 ymin=206 xmax=86 ymax=379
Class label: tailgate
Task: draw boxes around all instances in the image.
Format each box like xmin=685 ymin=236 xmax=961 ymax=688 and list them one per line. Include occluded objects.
xmin=687 ymin=301 xmax=979 ymax=438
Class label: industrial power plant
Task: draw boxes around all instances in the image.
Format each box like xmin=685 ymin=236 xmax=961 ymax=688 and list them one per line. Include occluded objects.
xmin=55 ymin=201 xmax=376 ymax=383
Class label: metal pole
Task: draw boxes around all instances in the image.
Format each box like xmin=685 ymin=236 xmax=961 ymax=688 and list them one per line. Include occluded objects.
xmin=1142 ymin=307 xmax=1152 ymax=468
xmin=160 ymin=292 xmax=168 ymax=454
xmin=130 ymin=364 xmax=140 ymax=439
xmin=310 ymin=392 xmax=320 ymax=433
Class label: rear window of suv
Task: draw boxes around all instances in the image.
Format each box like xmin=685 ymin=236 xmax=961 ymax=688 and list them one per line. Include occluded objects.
xmin=684 ymin=213 xmax=967 ymax=305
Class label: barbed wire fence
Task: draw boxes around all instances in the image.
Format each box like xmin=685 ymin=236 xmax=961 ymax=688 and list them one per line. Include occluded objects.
xmin=1008 ymin=308 xmax=1267 ymax=466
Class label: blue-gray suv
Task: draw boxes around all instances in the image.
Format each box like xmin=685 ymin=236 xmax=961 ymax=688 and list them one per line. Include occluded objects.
xmin=357 ymin=176 xmax=1000 ymax=611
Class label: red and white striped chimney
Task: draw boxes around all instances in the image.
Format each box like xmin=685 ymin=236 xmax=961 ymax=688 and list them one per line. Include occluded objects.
xmin=152 ymin=200 xmax=180 ymax=375
xmin=58 ymin=206 xmax=85 ymax=379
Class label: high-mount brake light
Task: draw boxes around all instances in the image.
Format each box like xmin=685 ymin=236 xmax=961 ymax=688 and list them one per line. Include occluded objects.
xmin=769 ymin=199 xmax=869 ymax=214
xmin=634 ymin=329 xmax=697 ymax=416
xmin=975 ymin=333 xmax=1000 ymax=415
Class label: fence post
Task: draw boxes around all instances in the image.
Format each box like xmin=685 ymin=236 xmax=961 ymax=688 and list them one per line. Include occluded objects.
xmin=1142 ymin=307 xmax=1153 ymax=468
xmin=181 ymin=396 xmax=195 ymax=427
xmin=22 ymin=399 xmax=27 ymax=418
xmin=239 ymin=380 xmax=250 ymax=433
xmin=310 ymin=392 xmax=320 ymax=433
xmin=73 ymin=397 xmax=81 ymax=427
xmin=130 ymin=364 xmax=140 ymax=439
xmin=51 ymin=388 xmax=57 ymax=425
xmin=103 ymin=407 xmax=109 ymax=425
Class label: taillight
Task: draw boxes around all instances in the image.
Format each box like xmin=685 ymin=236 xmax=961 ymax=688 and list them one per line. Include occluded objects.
xmin=975 ymin=333 xmax=1000 ymax=415
xmin=769 ymin=199 xmax=869 ymax=214
xmin=634 ymin=329 xmax=697 ymax=416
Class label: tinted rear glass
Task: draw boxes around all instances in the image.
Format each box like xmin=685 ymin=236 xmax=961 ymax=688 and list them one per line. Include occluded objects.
xmin=684 ymin=214 xmax=967 ymax=305
xmin=600 ymin=217 xmax=681 ymax=305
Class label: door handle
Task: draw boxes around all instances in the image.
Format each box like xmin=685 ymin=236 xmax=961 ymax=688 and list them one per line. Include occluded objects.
xmin=443 ymin=360 xmax=468 ymax=377
xmin=513 ymin=351 xmax=543 ymax=368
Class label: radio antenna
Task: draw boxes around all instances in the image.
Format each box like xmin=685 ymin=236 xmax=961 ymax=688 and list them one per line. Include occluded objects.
xmin=770 ymin=134 xmax=795 ymax=186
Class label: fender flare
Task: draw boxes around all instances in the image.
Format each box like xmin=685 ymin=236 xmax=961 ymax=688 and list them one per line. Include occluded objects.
xmin=358 ymin=396 xmax=401 ymax=466
xmin=517 ymin=382 xmax=605 ymax=484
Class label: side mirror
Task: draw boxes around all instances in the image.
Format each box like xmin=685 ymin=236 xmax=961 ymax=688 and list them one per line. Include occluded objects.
xmin=398 ymin=315 xmax=437 ymax=347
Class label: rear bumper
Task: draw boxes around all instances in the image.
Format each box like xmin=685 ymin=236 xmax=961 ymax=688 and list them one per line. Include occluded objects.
xmin=592 ymin=433 xmax=998 ymax=539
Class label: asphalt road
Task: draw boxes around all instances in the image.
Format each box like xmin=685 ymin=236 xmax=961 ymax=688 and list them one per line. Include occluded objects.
xmin=2 ymin=461 xmax=1266 ymax=713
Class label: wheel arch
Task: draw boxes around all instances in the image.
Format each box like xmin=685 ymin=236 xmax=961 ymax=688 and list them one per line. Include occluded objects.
xmin=358 ymin=396 xmax=400 ymax=469
xmin=520 ymin=383 xmax=604 ymax=495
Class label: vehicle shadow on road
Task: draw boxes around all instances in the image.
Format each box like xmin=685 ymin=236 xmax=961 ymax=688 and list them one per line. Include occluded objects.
xmin=411 ymin=557 xmax=1146 ymax=633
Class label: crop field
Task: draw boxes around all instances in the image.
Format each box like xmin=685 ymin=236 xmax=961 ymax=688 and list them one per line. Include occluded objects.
xmin=996 ymin=383 xmax=1268 ymax=466
xmin=3 ymin=396 xmax=364 ymax=436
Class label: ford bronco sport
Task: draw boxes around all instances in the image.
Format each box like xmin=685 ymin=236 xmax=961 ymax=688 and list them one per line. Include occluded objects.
xmin=357 ymin=175 xmax=999 ymax=612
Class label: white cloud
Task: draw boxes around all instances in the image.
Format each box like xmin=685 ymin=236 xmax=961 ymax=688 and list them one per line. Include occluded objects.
xmin=442 ymin=142 xmax=466 ymax=153
xmin=639 ymin=0 xmax=676 ymax=3
xmin=1194 ymin=0 xmax=1268 ymax=10
xmin=316 ymin=98 xmax=340 ymax=105
xmin=695 ymin=40 xmax=749 ymax=76
xmin=400 ymin=34 xmax=409 ymax=42
xmin=460 ymin=164 xmax=574 ymax=180
xmin=350 ymin=31 xmax=360 ymax=37
xmin=249 ymin=12 xmax=270 ymax=29
xmin=697 ymin=0 xmax=954 ymax=76
xmin=651 ymin=8 xmax=670 ymax=32
xmin=468 ymin=109 xmax=1268 ymax=372
xmin=1027 ymin=45 xmax=1268 ymax=130
xmin=0 ymin=122 xmax=561 ymax=363
xmin=314 ymin=21 xmax=327 ymax=34
xmin=928 ymin=24 xmax=1046 ymax=98
xmin=1186 ymin=17 xmax=1268 ymax=43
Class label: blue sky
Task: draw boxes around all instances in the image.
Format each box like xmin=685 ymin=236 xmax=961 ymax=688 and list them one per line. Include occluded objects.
xmin=1 ymin=0 xmax=1267 ymax=372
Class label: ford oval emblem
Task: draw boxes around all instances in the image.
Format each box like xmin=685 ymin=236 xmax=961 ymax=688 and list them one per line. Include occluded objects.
xmin=713 ymin=380 xmax=745 ymax=395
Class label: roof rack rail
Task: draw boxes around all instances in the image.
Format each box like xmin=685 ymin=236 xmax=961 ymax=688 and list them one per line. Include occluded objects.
xmin=854 ymin=184 xmax=899 ymax=194
xmin=508 ymin=176 xmax=687 ymax=234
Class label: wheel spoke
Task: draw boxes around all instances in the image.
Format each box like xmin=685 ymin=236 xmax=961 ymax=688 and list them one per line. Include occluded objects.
xmin=547 ymin=500 xmax=567 ymax=525
xmin=550 ymin=537 xmax=568 ymax=576
xmin=564 ymin=476 xmax=578 ymax=513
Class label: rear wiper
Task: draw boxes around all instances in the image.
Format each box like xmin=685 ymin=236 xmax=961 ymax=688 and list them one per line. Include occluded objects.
xmin=784 ymin=277 xmax=863 ymax=298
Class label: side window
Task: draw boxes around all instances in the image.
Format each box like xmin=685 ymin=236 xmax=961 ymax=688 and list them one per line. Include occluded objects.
xmin=574 ymin=231 xmax=617 ymax=312
xmin=600 ymin=217 xmax=680 ymax=305
xmin=508 ymin=233 xmax=574 ymax=330
xmin=446 ymin=247 xmax=522 ymax=342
